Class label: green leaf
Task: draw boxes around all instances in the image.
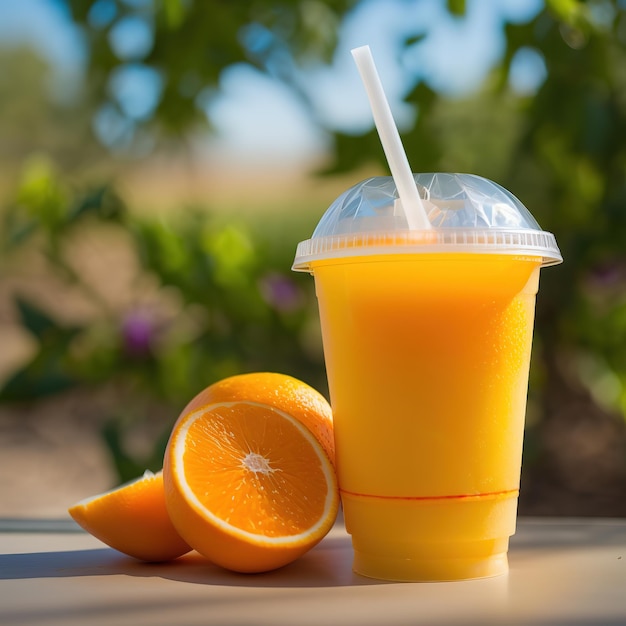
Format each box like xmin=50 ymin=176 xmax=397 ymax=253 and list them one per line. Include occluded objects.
xmin=101 ymin=420 xmax=147 ymax=483
xmin=545 ymin=0 xmax=585 ymax=25
xmin=318 ymin=128 xmax=387 ymax=175
xmin=14 ymin=296 xmax=57 ymax=340
xmin=1 ymin=297 xmax=83 ymax=401
xmin=1 ymin=212 xmax=38 ymax=252
xmin=16 ymin=154 xmax=67 ymax=229
xmin=161 ymin=0 xmax=187 ymax=29
xmin=0 ymin=356 xmax=77 ymax=402
xmin=68 ymin=185 xmax=125 ymax=222
xmin=403 ymin=33 xmax=427 ymax=47
xmin=202 ymin=223 xmax=255 ymax=287
xmin=446 ymin=0 xmax=466 ymax=17
xmin=101 ymin=417 xmax=173 ymax=483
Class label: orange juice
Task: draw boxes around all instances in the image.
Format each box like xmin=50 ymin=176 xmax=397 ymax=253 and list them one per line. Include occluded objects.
xmin=311 ymin=253 xmax=541 ymax=581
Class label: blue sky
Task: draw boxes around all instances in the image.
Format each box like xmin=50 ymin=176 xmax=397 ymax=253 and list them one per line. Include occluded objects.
xmin=0 ymin=0 xmax=544 ymax=163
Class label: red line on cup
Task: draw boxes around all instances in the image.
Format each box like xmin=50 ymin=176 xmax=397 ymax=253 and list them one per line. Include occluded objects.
xmin=339 ymin=488 xmax=519 ymax=501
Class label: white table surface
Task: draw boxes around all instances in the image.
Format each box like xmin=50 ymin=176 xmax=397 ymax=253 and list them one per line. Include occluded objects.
xmin=1 ymin=517 xmax=625 ymax=626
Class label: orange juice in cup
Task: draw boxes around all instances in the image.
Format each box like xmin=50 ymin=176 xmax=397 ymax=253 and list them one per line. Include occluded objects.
xmin=293 ymin=173 xmax=562 ymax=581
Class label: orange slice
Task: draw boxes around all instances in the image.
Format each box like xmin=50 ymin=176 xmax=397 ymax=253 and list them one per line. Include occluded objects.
xmin=163 ymin=373 xmax=339 ymax=573
xmin=68 ymin=470 xmax=191 ymax=562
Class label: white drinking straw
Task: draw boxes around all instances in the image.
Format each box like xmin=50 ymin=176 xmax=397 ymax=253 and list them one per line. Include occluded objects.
xmin=351 ymin=45 xmax=431 ymax=230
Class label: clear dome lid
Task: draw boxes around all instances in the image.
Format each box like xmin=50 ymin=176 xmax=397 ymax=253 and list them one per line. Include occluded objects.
xmin=293 ymin=173 xmax=562 ymax=271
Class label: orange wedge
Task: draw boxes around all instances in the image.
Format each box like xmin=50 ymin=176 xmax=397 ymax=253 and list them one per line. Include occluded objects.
xmin=163 ymin=373 xmax=339 ymax=573
xmin=68 ymin=470 xmax=191 ymax=562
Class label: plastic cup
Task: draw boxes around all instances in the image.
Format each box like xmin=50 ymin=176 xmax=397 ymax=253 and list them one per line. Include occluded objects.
xmin=293 ymin=173 xmax=562 ymax=581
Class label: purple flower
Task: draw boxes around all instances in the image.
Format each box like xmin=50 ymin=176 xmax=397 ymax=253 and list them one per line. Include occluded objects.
xmin=588 ymin=262 xmax=622 ymax=288
xmin=258 ymin=272 xmax=304 ymax=313
xmin=121 ymin=311 xmax=155 ymax=357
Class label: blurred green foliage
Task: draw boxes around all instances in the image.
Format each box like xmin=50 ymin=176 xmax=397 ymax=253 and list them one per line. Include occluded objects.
xmin=1 ymin=156 xmax=323 ymax=479
xmin=2 ymin=0 xmax=626 ymax=483
xmin=65 ymin=0 xmax=353 ymax=145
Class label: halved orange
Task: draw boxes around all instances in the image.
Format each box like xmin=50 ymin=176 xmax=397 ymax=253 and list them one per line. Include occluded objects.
xmin=178 ymin=372 xmax=335 ymax=466
xmin=68 ymin=470 xmax=191 ymax=562
xmin=163 ymin=373 xmax=339 ymax=573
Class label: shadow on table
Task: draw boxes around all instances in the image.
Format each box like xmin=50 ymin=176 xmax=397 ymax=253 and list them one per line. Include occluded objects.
xmin=2 ymin=518 xmax=624 ymax=591
xmin=0 ymin=533 xmax=381 ymax=588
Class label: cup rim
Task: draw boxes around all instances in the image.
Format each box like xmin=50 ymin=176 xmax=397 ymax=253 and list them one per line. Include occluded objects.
xmin=292 ymin=227 xmax=563 ymax=272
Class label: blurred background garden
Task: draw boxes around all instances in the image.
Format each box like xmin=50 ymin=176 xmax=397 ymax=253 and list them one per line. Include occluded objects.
xmin=2 ymin=0 xmax=626 ymax=518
